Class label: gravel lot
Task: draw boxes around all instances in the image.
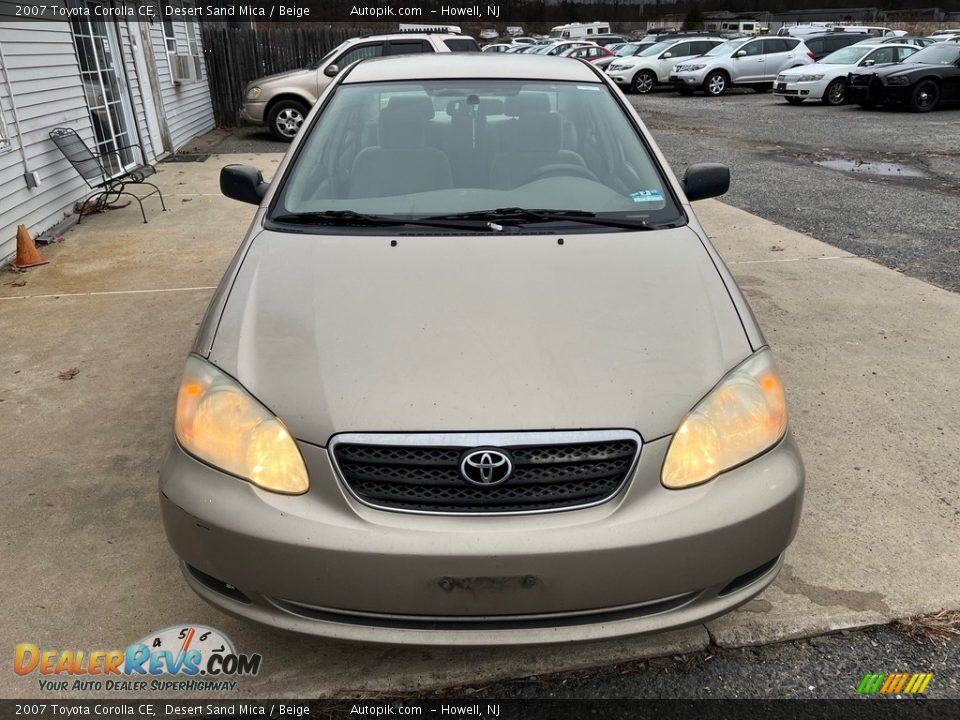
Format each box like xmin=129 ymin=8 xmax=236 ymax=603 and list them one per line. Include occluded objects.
xmin=440 ymin=624 xmax=960 ymax=699
xmin=195 ymin=87 xmax=960 ymax=292
xmin=632 ymin=89 xmax=960 ymax=292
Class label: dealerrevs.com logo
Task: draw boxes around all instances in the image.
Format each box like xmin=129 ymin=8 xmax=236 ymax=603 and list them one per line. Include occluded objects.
xmin=14 ymin=625 xmax=262 ymax=692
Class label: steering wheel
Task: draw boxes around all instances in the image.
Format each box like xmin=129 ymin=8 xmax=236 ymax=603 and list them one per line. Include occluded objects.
xmin=521 ymin=163 xmax=600 ymax=185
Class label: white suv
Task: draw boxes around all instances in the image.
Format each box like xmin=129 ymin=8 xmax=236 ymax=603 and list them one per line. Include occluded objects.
xmin=607 ymin=37 xmax=724 ymax=93
xmin=670 ymin=37 xmax=814 ymax=96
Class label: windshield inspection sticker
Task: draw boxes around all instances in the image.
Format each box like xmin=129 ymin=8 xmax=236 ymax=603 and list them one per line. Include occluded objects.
xmin=629 ymin=189 xmax=664 ymax=203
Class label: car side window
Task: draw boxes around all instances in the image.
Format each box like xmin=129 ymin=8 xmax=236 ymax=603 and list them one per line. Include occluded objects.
xmin=387 ymin=40 xmax=433 ymax=55
xmin=806 ymin=38 xmax=824 ymax=54
xmin=896 ymin=47 xmax=919 ymax=61
xmin=869 ymin=47 xmax=896 ymax=64
xmin=762 ymin=39 xmax=788 ymax=55
xmin=783 ymin=38 xmax=800 ymax=50
xmin=668 ymin=43 xmax=691 ymax=57
xmin=336 ymin=42 xmax=385 ymax=67
xmin=741 ymin=41 xmax=764 ymax=56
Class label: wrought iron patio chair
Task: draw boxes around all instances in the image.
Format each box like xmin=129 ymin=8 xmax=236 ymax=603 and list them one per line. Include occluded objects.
xmin=49 ymin=127 xmax=167 ymax=224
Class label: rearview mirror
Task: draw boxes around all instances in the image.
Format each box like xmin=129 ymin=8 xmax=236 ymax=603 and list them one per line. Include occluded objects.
xmin=323 ymin=64 xmax=340 ymax=77
xmin=683 ymin=163 xmax=730 ymax=202
xmin=220 ymin=165 xmax=268 ymax=206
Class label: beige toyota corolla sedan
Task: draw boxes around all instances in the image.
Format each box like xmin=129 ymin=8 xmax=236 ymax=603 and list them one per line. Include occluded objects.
xmin=160 ymin=54 xmax=804 ymax=645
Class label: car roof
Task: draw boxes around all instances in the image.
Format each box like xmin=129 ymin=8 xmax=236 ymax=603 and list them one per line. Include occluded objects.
xmin=345 ymin=32 xmax=464 ymax=45
xmin=343 ymin=54 xmax=603 ymax=84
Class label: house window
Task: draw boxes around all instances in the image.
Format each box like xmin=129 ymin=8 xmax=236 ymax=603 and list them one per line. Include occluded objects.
xmin=162 ymin=19 xmax=177 ymax=54
xmin=164 ymin=3 xmax=203 ymax=83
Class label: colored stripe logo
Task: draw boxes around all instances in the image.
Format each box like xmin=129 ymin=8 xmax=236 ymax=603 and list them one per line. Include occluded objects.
xmin=857 ymin=673 xmax=933 ymax=695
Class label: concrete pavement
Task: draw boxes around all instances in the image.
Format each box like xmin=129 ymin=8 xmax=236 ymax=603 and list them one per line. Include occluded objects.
xmin=1 ymin=152 xmax=958 ymax=698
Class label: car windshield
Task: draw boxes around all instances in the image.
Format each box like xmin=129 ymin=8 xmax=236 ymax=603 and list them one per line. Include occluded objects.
xmin=616 ymin=43 xmax=641 ymax=56
xmin=639 ymin=41 xmax=672 ymax=57
xmin=820 ymin=46 xmax=872 ymax=64
xmin=904 ymin=45 xmax=960 ymax=64
xmin=273 ymin=79 xmax=682 ymax=228
xmin=704 ymin=39 xmax=749 ymax=57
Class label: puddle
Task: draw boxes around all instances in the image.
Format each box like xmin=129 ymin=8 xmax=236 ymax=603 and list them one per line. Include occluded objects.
xmin=815 ymin=158 xmax=926 ymax=178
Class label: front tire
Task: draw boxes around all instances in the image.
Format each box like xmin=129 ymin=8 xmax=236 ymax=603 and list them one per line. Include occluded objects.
xmin=267 ymin=99 xmax=309 ymax=142
xmin=822 ymin=79 xmax=847 ymax=106
xmin=704 ymin=71 xmax=729 ymax=97
xmin=909 ymin=80 xmax=939 ymax=113
xmin=632 ymin=70 xmax=657 ymax=94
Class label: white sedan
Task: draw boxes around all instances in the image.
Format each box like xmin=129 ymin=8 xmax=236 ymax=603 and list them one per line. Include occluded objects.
xmin=774 ymin=43 xmax=919 ymax=105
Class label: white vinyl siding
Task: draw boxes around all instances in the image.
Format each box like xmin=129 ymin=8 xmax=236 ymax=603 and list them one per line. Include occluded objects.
xmin=0 ymin=20 xmax=94 ymax=264
xmin=148 ymin=11 xmax=214 ymax=151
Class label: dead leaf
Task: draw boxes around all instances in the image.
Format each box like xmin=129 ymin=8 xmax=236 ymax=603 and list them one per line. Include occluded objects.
xmin=770 ymin=245 xmax=785 ymax=252
xmin=58 ymin=368 xmax=80 ymax=381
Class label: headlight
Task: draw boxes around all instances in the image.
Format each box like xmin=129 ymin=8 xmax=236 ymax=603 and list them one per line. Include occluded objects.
xmin=885 ymin=76 xmax=911 ymax=86
xmin=174 ymin=355 xmax=309 ymax=495
xmin=680 ymin=64 xmax=707 ymax=72
xmin=661 ymin=349 xmax=788 ymax=489
xmin=246 ymin=86 xmax=262 ymax=100
xmin=798 ymin=73 xmax=824 ymax=82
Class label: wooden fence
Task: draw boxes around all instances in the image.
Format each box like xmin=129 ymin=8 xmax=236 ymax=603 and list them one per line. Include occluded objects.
xmin=200 ymin=26 xmax=372 ymax=127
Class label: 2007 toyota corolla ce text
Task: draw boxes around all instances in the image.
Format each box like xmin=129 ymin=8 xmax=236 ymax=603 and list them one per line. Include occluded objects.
xmin=159 ymin=54 xmax=804 ymax=645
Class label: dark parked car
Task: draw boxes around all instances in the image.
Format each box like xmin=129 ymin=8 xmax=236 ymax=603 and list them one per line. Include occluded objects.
xmin=848 ymin=43 xmax=960 ymax=112
xmin=803 ymin=32 xmax=870 ymax=60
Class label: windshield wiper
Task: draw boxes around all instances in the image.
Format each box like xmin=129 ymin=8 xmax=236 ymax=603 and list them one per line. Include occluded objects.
xmin=422 ymin=207 xmax=663 ymax=230
xmin=272 ymin=210 xmax=403 ymax=226
xmin=270 ymin=210 xmax=488 ymax=231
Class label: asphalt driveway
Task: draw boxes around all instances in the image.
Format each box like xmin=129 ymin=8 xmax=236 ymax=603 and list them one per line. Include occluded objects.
xmin=1 ymin=149 xmax=958 ymax=698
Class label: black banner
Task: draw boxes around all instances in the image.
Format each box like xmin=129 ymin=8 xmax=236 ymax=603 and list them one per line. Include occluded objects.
xmin=3 ymin=700 xmax=960 ymax=720
xmin=1 ymin=0 xmax=959 ymax=24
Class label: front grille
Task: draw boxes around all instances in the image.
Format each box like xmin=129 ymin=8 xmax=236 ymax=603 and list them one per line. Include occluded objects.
xmin=330 ymin=431 xmax=641 ymax=515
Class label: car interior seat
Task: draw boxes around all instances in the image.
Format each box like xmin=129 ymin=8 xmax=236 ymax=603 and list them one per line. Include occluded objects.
xmin=349 ymin=95 xmax=453 ymax=198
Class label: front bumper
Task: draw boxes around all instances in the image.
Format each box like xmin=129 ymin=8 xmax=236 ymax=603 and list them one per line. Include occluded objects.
xmin=848 ymin=79 xmax=911 ymax=105
xmin=606 ymin=69 xmax=634 ymax=85
xmin=669 ymin=72 xmax=707 ymax=89
xmin=240 ymin=100 xmax=266 ymax=125
xmin=160 ymin=432 xmax=804 ymax=645
xmin=773 ymin=78 xmax=828 ymax=99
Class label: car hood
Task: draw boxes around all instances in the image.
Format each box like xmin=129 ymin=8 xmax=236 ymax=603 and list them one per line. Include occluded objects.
xmin=207 ymin=226 xmax=752 ymax=446
xmin=853 ymin=62 xmax=927 ymax=78
xmin=781 ymin=62 xmax=850 ymax=75
xmin=254 ymin=68 xmax=316 ymax=87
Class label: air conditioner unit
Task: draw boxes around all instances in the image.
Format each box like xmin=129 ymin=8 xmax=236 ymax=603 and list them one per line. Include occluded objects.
xmin=171 ymin=54 xmax=199 ymax=84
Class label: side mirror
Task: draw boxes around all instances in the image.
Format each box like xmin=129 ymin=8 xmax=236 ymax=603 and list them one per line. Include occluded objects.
xmin=862 ymin=59 xmax=875 ymax=66
xmin=323 ymin=64 xmax=340 ymax=77
xmin=683 ymin=163 xmax=730 ymax=202
xmin=734 ymin=49 xmax=746 ymax=58
xmin=662 ymin=51 xmax=673 ymax=58
xmin=220 ymin=165 xmax=268 ymax=206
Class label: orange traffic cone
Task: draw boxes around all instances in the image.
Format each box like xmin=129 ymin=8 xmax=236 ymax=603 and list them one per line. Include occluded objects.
xmin=11 ymin=225 xmax=48 ymax=269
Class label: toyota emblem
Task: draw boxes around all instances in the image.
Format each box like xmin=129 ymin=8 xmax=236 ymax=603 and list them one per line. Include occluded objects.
xmin=460 ymin=448 xmax=513 ymax=486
